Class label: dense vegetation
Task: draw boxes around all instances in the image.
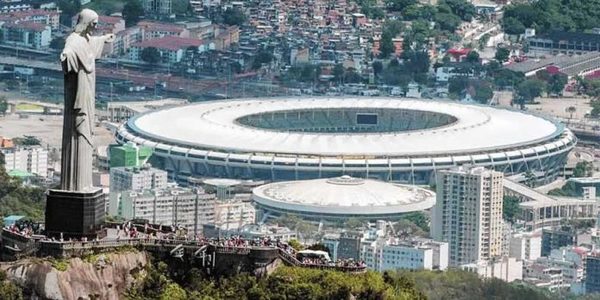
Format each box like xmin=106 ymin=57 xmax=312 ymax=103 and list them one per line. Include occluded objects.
xmin=502 ymin=195 xmax=521 ymax=223
xmin=125 ymin=260 xmax=561 ymax=300
xmin=0 ymin=153 xmax=46 ymax=222
xmin=0 ymin=270 xmax=23 ymax=300
xmin=502 ymin=0 xmax=600 ymax=35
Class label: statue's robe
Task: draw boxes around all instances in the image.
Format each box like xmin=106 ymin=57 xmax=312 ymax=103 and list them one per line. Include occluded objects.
xmin=60 ymin=33 xmax=105 ymax=191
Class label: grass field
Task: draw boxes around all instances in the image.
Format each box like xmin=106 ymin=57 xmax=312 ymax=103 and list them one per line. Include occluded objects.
xmin=15 ymin=103 xmax=43 ymax=112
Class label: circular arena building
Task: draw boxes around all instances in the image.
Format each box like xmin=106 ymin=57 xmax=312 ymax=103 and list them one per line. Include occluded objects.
xmin=115 ymin=97 xmax=576 ymax=184
xmin=252 ymin=175 xmax=436 ymax=221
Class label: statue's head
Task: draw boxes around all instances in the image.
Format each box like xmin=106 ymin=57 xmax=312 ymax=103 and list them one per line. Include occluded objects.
xmin=74 ymin=9 xmax=99 ymax=34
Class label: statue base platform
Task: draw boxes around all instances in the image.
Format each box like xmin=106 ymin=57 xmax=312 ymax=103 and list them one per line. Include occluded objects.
xmin=45 ymin=188 xmax=106 ymax=239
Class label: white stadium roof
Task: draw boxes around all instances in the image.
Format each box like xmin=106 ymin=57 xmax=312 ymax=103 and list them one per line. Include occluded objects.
xmin=252 ymin=175 xmax=436 ymax=215
xmin=128 ymin=97 xmax=562 ymax=157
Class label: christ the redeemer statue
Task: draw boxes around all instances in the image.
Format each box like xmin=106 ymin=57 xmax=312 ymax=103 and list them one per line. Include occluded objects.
xmin=60 ymin=9 xmax=114 ymax=191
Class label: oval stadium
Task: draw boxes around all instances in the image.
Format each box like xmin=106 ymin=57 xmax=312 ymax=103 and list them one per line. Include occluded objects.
xmin=115 ymin=97 xmax=576 ymax=184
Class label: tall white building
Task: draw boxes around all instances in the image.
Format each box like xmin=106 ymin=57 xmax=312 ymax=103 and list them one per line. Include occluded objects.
xmin=1 ymin=146 xmax=48 ymax=177
xmin=432 ymin=166 xmax=504 ymax=266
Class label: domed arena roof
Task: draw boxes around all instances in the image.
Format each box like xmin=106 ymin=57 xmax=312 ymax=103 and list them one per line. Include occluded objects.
xmin=252 ymin=176 xmax=436 ymax=217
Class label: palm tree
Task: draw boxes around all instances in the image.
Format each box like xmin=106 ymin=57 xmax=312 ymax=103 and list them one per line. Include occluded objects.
xmin=566 ymin=106 xmax=576 ymax=125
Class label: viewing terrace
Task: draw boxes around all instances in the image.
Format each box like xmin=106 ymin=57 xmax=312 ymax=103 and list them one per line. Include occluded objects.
xmin=1 ymin=228 xmax=366 ymax=273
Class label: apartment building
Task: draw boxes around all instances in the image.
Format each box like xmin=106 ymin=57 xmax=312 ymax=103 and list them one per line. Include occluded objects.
xmin=1 ymin=145 xmax=48 ymax=177
xmin=432 ymin=166 xmax=504 ymax=266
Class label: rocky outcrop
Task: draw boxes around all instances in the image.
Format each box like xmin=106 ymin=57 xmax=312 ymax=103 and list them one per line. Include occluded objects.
xmin=5 ymin=251 xmax=148 ymax=300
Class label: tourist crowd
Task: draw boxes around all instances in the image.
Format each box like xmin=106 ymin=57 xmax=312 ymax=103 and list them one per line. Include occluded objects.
xmin=4 ymin=220 xmax=42 ymax=237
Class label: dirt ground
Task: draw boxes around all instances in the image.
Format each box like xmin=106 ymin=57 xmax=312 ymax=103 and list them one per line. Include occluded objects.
xmin=0 ymin=114 xmax=115 ymax=149
xmin=526 ymin=96 xmax=593 ymax=121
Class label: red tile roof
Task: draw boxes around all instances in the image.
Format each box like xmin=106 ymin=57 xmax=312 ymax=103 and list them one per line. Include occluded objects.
xmin=137 ymin=21 xmax=185 ymax=33
xmin=4 ymin=21 xmax=48 ymax=32
xmin=99 ymin=15 xmax=123 ymax=25
xmin=9 ymin=9 xmax=58 ymax=18
xmin=132 ymin=36 xmax=202 ymax=51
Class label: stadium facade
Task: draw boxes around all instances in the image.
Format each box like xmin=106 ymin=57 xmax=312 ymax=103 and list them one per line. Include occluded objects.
xmin=115 ymin=97 xmax=576 ymax=185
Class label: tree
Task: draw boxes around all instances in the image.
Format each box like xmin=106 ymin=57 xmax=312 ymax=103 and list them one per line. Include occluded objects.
xmin=403 ymin=50 xmax=430 ymax=74
xmin=441 ymin=0 xmax=476 ymax=22
xmin=592 ymin=101 xmax=600 ymax=118
xmin=251 ymin=49 xmax=273 ymax=70
xmin=385 ymin=0 xmax=417 ymax=12
xmin=344 ymin=217 xmax=365 ymax=229
xmin=465 ymin=50 xmax=480 ymax=64
xmin=491 ymin=69 xmax=524 ymax=89
xmin=332 ymin=64 xmax=345 ymax=83
xmin=123 ymin=0 xmax=144 ymax=27
xmin=548 ymin=73 xmax=568 ymax=96
xmin=524 ymin=170 xmax=536 ymax=188
xmin=160 ymin=283 xmax=187 ymax=300
xmin=171 ymin=0 xmax=190 ymax=15
xmin=573 ymin=161 xmax=593 ymax=178
xmin=372 ymin=61 xmax=383 ymax=77
xmin=502 ymin=17 xmax=526 ymax=35
xmin=402 ymin=212 xmax=429 ymax=232
xmin=0 ymin=97 xmax=7 ymax=116
xmin=516 ymin=79 xmax=546 ymax=109
xmin=503 ymin=195 xmax=521 ymax=223
xmin=57 ymin=0 xmax=81 ymax=26
xmin=222 ymin=8 xmax=246 ymax=26
xmin=13 ymin=135 xmax=41 ymax=146
xmin=449 ymin=78 xmax=493 ymax=103
xmin=287 ymin=239 xmax=304 ymax=251
xmin=566 ymin=106 xmax=576 ymax=123
xmin=307 ymin=243 xmax=330 ymax=254
xmin=49 ymin=37 xmax=65 ymax=51
xmin=478 ymin=34 xmax=490 ymax=50
xmin=141 ymin=47 xmax=161 ymax=64
xmin=434 ymin=13 xmax=462 ymax=32
xmin=378 ymin=32 xmax=395 ymax=59
xmin=494 ymin=48 xmax=510 ymax=63
xmin=344 ymin=68 xmax=363 ymax=83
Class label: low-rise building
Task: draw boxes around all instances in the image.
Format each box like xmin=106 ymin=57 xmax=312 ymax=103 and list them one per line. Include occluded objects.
xmin=0 ymin=21 xmax=51 ymax=49
xmin=542 ymin=227 xmax=577 ymax=257
xmin=460 ymin=256 xmax=523 ymax=282
xmin=113 ymin=187 xmax=216 ymax=234
xmin=523 ymin=262 xmax=569 ymax=292
xmin=137 ymin=20 xmax=189 ymax=40
xmin=143 ymin=0 xmax=172 ymax=16
xmin=527 ymin=31 xmax=600 ymax=56
xmin=364 ymin=237 xmax=449 ymax=272
xmin=109 ymin=166 xmax=168 ymax=194
xmin=202 ymin=223 xmax=296 ymax=241
xmin=5 ymin=9 xmax=59 ymax=30
xmin=504 ymin=179 xmax=597 ymax=230
xmin=586 ymin=253 xmax=600 ymax=294
xmin=129 ymin=36 xmax=203 ymax=63
xmin=509 ymin=230 xmax=542 ymax=261
xmin=213 ymin=194 xmax=256 ymax=231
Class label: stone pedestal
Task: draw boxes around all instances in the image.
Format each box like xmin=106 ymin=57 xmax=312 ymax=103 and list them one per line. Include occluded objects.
xmin=45 ymin=188 xmax=105 ymax=239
